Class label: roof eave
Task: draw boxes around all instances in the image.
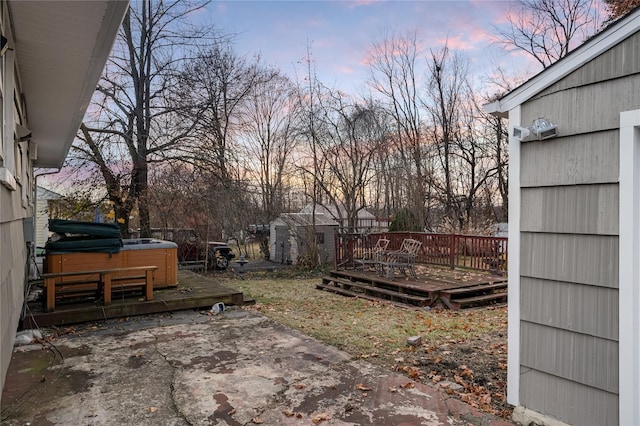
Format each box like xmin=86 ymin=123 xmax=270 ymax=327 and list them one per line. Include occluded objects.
xmin=9 ymin=1 xmax=129 ymax=169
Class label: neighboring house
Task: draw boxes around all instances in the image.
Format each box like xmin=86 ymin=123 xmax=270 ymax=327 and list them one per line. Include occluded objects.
xmin=299 ymin=204 xmax=389 ymax=233
xmin=269 ymin=213 xmax=339 ymax=265
xmin=0 ymin=1 xmax=127 ymax=402
xmin=491 ymin=222 xmax=508 ymax=238
xmin=35 ymin=186 xmax=63 ymax=248
xmin=484 ymin=9 xmax=640 ymax=426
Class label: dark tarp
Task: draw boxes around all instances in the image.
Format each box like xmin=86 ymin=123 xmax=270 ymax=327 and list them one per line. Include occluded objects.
xmin=46 ymin=220 xmax=123 ymax=254
xmin=45 ymin=237 xmax=123 ymax=253
xmin=48 ymin=219 xmax=121 ymax=238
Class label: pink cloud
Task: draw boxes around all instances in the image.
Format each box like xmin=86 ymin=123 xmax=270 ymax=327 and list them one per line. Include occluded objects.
xmin=438 ymin=35 xmax=473 ymax=51
xmin=337 ymin=65 xmax=355 ymax=75
xmin=216 ymin=3 xmax=228 ymax=14
xmin=307 ymin=18 xmax=326 ymax=28
xmin=347 ymin=0 xmax=383 ymax=10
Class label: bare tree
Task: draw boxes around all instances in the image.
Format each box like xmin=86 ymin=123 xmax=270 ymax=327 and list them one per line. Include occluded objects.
xmin=425 ymin=46 xmax=460 ymax=228
xmin=314 ymin=93 xmax=390 ymax=232
xmin=424 ymin=45 xmax=507 ymax=231
xmin=493 ymin=0 xmax=602 ymax=68
xmin=367 ymin=30 xmax=430 ymax=227
xmin=177 ymin=44 xmax=262 ymax=186
xmin=240 ymin=70 xmax=299 ymax=220
xmin=71 ymin=0 xmax=213 ymax=237
xmin=239 ymin=70 xmax=300 ymax=258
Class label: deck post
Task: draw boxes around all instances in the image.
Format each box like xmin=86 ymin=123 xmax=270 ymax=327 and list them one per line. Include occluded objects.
xmin=103 ymin=273 xmax=112 ymax=305
xmin=449 ymin=234 xmax=455 ymax=269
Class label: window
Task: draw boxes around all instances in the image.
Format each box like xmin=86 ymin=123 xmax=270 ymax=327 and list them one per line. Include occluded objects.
xmin=316 ymin=232 xmax=325 ymax=244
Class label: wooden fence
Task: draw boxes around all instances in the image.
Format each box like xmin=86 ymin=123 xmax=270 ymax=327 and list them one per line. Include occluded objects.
xmin=334 ymin=231 xmax=507 ymax=274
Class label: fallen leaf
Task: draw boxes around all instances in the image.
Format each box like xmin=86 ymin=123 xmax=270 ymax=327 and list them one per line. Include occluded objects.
xmin=148 ymin=406 xmax=158 ymax=413
xmin=228 ymin=408 xmax=236 ymax=415
xmin=356 ymin=383 xmax=372 ymax=391
xmin=283 ymin=410 xmax=295 ymax=417
xmin=400 ymin=382 xmax=414 ymax=389
xmin=311 ymin=412 xmax=330 ymax=424
xmin=251 ymin=417 xmax=264 ymax=424
xmin=459 ymin=368 xmax=473 ymax=378
xmin=294 ymin=383 xmax=306 ymax=390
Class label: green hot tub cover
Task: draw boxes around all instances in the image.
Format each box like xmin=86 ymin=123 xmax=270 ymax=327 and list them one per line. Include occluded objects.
xmin=46 ymin=219 xmax=123 ymax=254
xmin=48 ymin=219 xmax=122 ymax=238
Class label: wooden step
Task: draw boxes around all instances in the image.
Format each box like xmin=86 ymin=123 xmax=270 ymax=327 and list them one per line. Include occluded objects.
xmin=449 ymin=291 xmax=508 ymax=310
xmin=442 ymin=281 xmax=507 ymax=296
xmin=328 ymin=271 xmax=428 ymax=295
xmin=320 ymin=277 xmax=430 ymax=306
xmin=316 ymin=283 xmax=417 ymax=309
xmin=322 ymin=278 xmax=429 ymax=306
xmin=322 ymin=270 xmax=508 ymax=311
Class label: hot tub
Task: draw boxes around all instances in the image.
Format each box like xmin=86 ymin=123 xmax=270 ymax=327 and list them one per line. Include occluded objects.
xmin=45 ymin=238 xmax=178 ymax=288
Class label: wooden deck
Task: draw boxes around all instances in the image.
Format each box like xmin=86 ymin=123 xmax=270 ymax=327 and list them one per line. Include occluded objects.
xmin=22 ymin=270 xmax=249 ymax=328
xmin=318 ymin=265 xmax=507 ymax=310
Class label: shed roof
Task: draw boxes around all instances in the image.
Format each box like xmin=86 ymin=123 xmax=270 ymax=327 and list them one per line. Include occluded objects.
xmin=36 ymin=186 xmax=62 ymax=201
xmin=277 ymin=213 xmax=339 ymax=228
xmin=485 ymin=7 xmax=640 ymax=117
xmin=299 ymin=204 xmax=376 ymax=220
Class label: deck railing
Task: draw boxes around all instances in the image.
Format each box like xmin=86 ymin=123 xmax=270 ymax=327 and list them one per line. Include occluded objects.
xmin=334 ymin=231 xmax=507 ymax=274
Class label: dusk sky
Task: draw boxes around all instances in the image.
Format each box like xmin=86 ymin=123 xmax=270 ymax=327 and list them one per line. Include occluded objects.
xmin=204 ymin=0 xmax=540 ymax=95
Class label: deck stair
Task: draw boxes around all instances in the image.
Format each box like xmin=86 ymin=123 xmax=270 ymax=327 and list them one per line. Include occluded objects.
xmin=439 ymin=281 xmax=508 ymax=310
xmin=318 ymin=270 xmax=507 ymax=310
xmin=316 ymin=274 xmax=432 ymax=307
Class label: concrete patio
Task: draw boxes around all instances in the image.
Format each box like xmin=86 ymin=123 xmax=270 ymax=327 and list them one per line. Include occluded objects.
xmin=1 ymin=308 xmax=513 ymax=426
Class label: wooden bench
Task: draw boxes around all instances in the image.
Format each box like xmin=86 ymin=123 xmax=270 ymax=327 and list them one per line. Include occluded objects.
xmin=41 ymin=266 xmax=157 ymax=312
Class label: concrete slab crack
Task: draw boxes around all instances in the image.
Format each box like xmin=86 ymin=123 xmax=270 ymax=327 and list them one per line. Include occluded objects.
xmin=151 ymin=332 xmax=193 ymax=425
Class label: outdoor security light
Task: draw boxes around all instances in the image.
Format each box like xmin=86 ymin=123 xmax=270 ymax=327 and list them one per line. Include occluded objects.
xmin=513 ymin=126 xmax=532 ymax=141
xmin=512 ymin=118 xmax=559 ymax=141
xmin=531 ymin=118 xmax=559 ymax=140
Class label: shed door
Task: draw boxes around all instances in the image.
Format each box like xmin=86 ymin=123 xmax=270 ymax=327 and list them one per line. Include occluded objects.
xmin=274 ymin=226 xmax=289 ymax=264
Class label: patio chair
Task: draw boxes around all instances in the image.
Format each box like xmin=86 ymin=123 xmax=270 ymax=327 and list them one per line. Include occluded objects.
xmin=380 ymin=238 xmax=423 ymax=279
xmin=355 ymin=238 xmax=390 ymax=272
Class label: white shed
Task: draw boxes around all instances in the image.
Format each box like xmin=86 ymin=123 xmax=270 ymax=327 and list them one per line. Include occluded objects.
xmin=269 ymin=213 xmax=339 ymax=265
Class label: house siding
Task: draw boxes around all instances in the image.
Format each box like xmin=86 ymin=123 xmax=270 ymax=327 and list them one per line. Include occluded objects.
xmin=520 ymin=368 xmax=619 ymax=426
xmin=520 ymin=233 xmax=618 ymax=288
xmin=0 ymin=2 xmax=31 ymax=396
xmin=520 ymin=132 xmax=619 ymax=187
xmin=521 ymin=277 xmax=618 ymax=340
xmin=537 ymin=34 xmax=640 ymax=96
xmin=513 ymin=29 xmax=640 ymax=426
xmin=525 ymin=78 xmax=640 ymax=136
xmin=35 ymin=200 xmax=48 ymax=248
xmin=520 ymin=184 xmax=618 ymax=235
xmin=521 ymin=322 xmax=618 ymax=393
